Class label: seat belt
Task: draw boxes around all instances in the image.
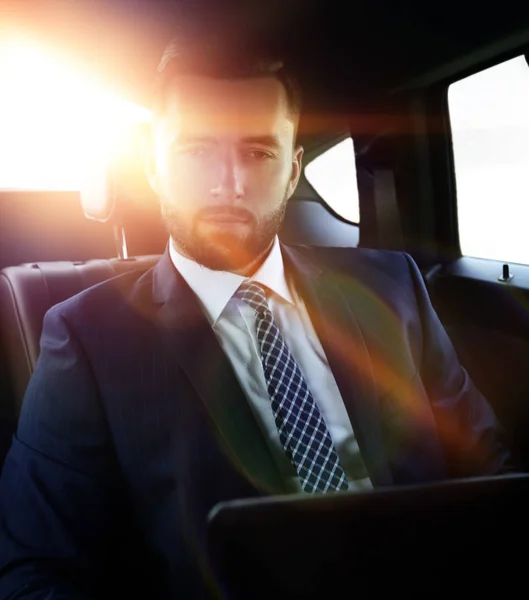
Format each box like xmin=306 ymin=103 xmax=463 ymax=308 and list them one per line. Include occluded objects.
xmin=373 ymin=167 xmax=405 ymax=250
xmin=356 ymin=126 xmax=405 ymax=250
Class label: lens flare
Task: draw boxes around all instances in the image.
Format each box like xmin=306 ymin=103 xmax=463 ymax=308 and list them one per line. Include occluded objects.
xmin=0 ymin=33 xmax=151 ymax=191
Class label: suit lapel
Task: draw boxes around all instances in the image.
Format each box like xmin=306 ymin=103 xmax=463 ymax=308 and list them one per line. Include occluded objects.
xmin=150 ymin=243 xmax=394 ymax=490
xmin=152 ymin=249 xmax=286 ymax=495
xmin=282 ymin=245 xmax=393 ymax=486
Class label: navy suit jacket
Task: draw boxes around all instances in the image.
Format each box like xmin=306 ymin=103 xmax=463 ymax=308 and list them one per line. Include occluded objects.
xmin=0 ymin=245 xmax=511 ymax=599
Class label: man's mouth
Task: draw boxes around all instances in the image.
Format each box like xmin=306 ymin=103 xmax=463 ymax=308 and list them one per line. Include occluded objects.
xmin=201 ymin=209 xmax=252 ymax=224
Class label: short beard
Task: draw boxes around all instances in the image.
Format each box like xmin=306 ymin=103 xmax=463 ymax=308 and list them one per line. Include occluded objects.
xmin=161 ymin=193 xmax=289 ymax=273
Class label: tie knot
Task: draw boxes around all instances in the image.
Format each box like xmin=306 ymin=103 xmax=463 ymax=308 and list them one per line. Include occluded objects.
xmin=234 ymin=281 xmax=269 ymax=315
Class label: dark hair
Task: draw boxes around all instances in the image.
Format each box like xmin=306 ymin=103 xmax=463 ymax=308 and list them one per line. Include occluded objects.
xmin=152 ymin=34 xmax=302 ymax=126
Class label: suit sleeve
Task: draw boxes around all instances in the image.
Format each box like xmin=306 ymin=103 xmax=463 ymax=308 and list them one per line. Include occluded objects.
xmin=403 ymin=253 xmax=514 ymax=477
xmin=0 ymin=306 xmax=122 ymax=600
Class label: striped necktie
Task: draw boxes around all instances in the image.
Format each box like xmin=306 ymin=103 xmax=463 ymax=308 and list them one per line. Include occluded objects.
xmin=235 ymin=281 xmax=349 ymax=493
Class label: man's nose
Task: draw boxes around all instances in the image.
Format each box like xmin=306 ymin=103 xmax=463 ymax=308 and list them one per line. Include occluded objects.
xmin=210 ymin=150 xmax=245 ymax=199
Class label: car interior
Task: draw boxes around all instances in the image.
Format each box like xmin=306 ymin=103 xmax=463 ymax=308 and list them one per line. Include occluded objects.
xmin=2 ymin=0 xmax=529 ymax=555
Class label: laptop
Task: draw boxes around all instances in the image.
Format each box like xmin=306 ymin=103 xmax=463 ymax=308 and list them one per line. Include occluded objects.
xmin=206 ymin=473 xmax=529 ymax=599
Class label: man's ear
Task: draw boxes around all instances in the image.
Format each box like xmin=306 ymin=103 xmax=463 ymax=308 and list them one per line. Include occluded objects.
xmin=287 ymin=144 xmax=304 ymax=200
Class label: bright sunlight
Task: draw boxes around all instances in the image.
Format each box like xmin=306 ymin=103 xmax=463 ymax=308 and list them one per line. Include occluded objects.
xmin=0 ymin=34 xmax=151 ymax=191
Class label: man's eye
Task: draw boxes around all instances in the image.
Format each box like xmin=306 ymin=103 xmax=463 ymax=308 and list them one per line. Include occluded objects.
xmin=247 ymin=150 xmax=273 ymax=160
xmin=188 ymin=148 xmax=206 ymax=156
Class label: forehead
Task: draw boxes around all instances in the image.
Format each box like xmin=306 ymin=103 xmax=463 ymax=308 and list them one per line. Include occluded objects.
xmin=162 ymin=75 xmax=294 ymax=139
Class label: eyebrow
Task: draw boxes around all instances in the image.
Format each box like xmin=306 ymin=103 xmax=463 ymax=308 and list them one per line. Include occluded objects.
xmin=175 ymin=136 xmax=215 ymax=145
xmin=241 ymin=136 xmax=283 ymax=149
xmin=173 ymin=135 xmax=284 ymax=149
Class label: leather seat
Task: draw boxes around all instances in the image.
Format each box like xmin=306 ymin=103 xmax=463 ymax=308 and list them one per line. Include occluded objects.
xmin=0 ymin=191 xmax=116 ymax=270
xmin=0 ymin=256 xmax=160 ymax=423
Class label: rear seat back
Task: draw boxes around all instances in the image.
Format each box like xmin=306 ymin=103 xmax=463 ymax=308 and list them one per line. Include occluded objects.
xmin=0 ymin=256 xmax=160 ymax=420
xmin=0 ymin=191 xmax=116 ymax=270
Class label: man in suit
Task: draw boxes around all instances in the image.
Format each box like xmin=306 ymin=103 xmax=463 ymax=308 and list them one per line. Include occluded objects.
xmin=0 ymin=34 xmax=512 ymax=599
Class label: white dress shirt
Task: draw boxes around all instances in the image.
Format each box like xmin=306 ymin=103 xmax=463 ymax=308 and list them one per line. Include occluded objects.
xmin=170 ymin=237 xmax=372 ymax=492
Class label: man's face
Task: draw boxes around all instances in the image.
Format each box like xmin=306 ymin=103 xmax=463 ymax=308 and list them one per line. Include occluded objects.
xmin=149 ymin=75 xmax=303 ymax=273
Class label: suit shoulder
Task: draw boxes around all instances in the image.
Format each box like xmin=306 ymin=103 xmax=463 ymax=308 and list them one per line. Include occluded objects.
xmin=289 ymin=244 xmax=413 ymax=278
xmin=47 ymin=263 xmax=157 ymax=326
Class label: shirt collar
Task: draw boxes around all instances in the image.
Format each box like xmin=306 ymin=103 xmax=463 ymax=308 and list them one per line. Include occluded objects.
xmin=169 ymin=236 xmax=295 ymax=325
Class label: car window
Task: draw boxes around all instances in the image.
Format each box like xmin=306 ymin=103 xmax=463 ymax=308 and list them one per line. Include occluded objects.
xmin=449 ymin=55 xmax=529 ymax=264
xmin=304 ymin=137 xmax=359 ymax=223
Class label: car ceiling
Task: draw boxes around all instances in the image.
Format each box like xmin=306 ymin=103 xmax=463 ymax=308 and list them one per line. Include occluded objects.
xmin=5 ymin=1 xmax=529 ymax=118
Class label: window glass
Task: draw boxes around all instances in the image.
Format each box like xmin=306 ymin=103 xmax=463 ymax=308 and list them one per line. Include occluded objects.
xmin=449 ymin=56 xmax=529 ymax=263
xmin=305 ymin=137 xmax=359 ymax=223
